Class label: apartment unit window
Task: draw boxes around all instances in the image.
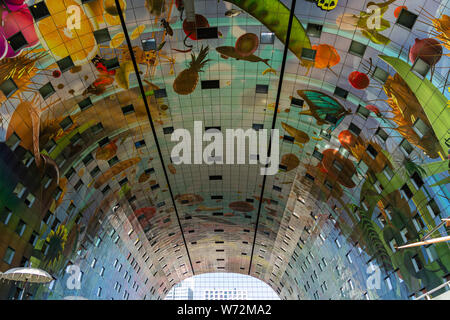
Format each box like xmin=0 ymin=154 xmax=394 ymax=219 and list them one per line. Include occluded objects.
xmin=413 ymin=214 xmax=425 ymax=232
xmin=78 ymin=271 xmax=83 ymax=283
xmin=3 ymin=247 xmax=15 ymax=264
xmin=6 ymin=131 xmax=21 ymax=151
xmin=382 ymin=165 xmax=394 ymax=181
xmin=348 ymin=40 xmax=367 ymax=57
xmin=113 ymin=259 xmax=118 ymax=267
xmin=346 ymin=252 xmax=353 ymax=264
xmin=94 ymin=237 xmax=102 ymax=247
xmin=22 ymin=151 xmax=34 ymax=167
xmin=335 ymin=238 xmax=341 ymax=248
xmin=377 ymin=213 xmax=387 ymax=227
xmin=53 ymin=187 xmax=63 ymax=200
xmin=396 ymin=8 xmax=418 ymax=29
xmin=24 ymin=193 xmax=35 ymax=208
xmin=91 ymin=258 xmax=97 ymax=268
xmin=13 ymin=182 xmax=26 ymax=198
xmin=376 ymin=127 xmax=389 ymax=141
xmin=99 ymin=267 xmax=105 ymax=277
xmin=425 ymin=247 xmax=437 ymax=263
xmin=29 ymin=231 xmax=39 ymax=246
xmin=15 ymin=220 xmax=27 ymax=237
xmin=389 ymin=238 xmax=397 ymax=252
xmin=335 ymin=266 xmax=341 ymax=276
xmin=400 ymin=139 xmax=413 ymax=155
xmin=426 ymin=199 xmax=440 ymax=218
xmin=97 ymin=287 xmax=102 ymax=297
xmin=411 ymin=255 xmax=423 ymax=272
xmin=366 ymin=144 xmax=378 ymax=159
xmin=1 ymin=208 xmax=13 ymax=225
xmin=374 ymin=180 xmax=383 ymax=194
xmin=400 ymin=228 xmax=408 ymax=243
xmin=51 ymin=218 xmax=60 ymax=232
xmin=348 ymin=279 xmax=354 ymax=290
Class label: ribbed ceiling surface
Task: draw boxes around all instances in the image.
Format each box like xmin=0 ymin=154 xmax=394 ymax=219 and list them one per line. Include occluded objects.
xmin=0 ymin=0 xmax=449 ymax=300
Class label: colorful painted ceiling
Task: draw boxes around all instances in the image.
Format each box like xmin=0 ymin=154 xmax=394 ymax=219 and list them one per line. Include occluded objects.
xmin=0 ymin=0 xmax=449 ymax=300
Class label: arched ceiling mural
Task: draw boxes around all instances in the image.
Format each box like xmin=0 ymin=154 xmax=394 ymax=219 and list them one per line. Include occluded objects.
xmin=0 ymin=0 xmax=449 ymax=300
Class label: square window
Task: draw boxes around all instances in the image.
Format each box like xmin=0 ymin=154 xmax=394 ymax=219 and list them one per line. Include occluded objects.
xmin=29 ymin=231 xmax=39 ymax=246
xmin=7 ymin=32 xmax=28 ymax=52
xmin=91 ymin=122 xmax=104 ymax=134
xmin=24 ymin=193 xmax=35 ymax=208
xmin=348 ymin=123 xmax=361 ymax=136
xmin=43 ymin=211 xmax=53 ymax=225
xmin=15 ymin=220 xmax=26 ymax=236
xmin=400 ymin=183 xmax=413 ymax=199
xmin=358 ymin=160 xmax=369 ymax=175
xmin=93 ymin=28 xmax=111 ymax=44
xmin=121 ymin=104 xmax=135 ymax=115
xmin=348 ymin=40 xmax=367 ymax=57
xmin=201 ymin=80 xmax=220 ymax=90
xmin=411 ymin=58 xmax=430 ymax=78
xmin=376 ymin=127 xmax=389 ymax=141
xmin=70 ymin=132 xmax=82 ymax=145
xmin=53 ymin=187 xmax=62 ymax=200
xmin=142 ymin=38 xmax=156 ymax=51
xmin=196 ymin=27 xmax=218 ymax=39
xmin=57 ymin=56 xmax=75 ymax=73
xmin=312 ymin=149 xmax=323 ymax=161
xmin=90 ymin=166 xmax=101 ymax=177
xmin=411 ymin=171 xmax=424 ymax=189
xmin=252 ymin=123 xmax=264 ymax=131
xmin=3 ymin=247 xmax=15 ymax=265
xmin=256 ymin=84 xmax=268 ymax=94
xmin=396 ymin=9 xmax=418 ymax=29
xmin=79 ymin=97 xmax=93 ymax=110
xmin=28 ymin=2 xmax=51 ymax=22
xmin=83 ymin=153 xmax=94 ymax=166
xmin=306 ymin=23 xmax=323 ymax=38
xmin=332 ymin=160 xmax=343 ymax=171
xmin=382 ymin=165 xmax=394 ymax=180
xmin=291 ymin=97 xmax=304 ymax=107
xmin=301 ymin=48 xmax=316 ymax=61
xmin=163 ymin=127 xmax=174 ymax=134
xmin=44 ymin=139 xmax=56 ymax=153
xmin=108 ymin=156 xmax=119 ymax=167
xmin=412 ymin=118 xmax=429 ymax=138
xmin=39 ymin=82 xmax=55 ymax=100
xmin=101 ymin=185 xmax=110 ymax=194
xmin=400 ymin=139 xmax=413 ymax=155
xmin=0 ymin=78 xmax=18 ymax=98
xmin=6 ymin=132 xmax=21 ymax=151
xmin=154 ymin=88 xmax=168 ymax=98
xmin=372 ymin=66 xmax=389 ymax=83
xmin=366 ymin=144 xmax=378 ymax=159
xmin=357 ymin=105 xmax=371 ymax=119
xmin=104 ymin=57 xmax=120 ymax=71
xmin=411 ymin=255 xmax=423 ymax=272
xmin=413 ymin=214 xmax=425 ymax=232
xmin=260 ymin=32 xmax=275 ymax=44
xmin=98 ymin=137 xmax=109 ymax=147
xmin=334 ymin=86 xmax=348 ymax=99
xmin=426 ymin=199 xmax=440 ymax=218
xmin=1 ymin=208 xmax=13 ymax=225
xmin=135 ymin=139 xmax=146 ymax=149
xmin=59 ymin=116 xmax=73 ymax=130
xmin=13 ymin=182 xmax=26 ymax=198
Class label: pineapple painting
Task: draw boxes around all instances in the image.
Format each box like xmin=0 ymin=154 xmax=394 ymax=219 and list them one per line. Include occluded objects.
xmin=173 ymin=46 xmax=210 ymax=95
